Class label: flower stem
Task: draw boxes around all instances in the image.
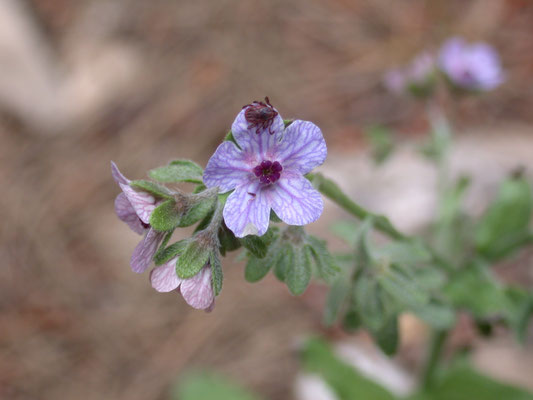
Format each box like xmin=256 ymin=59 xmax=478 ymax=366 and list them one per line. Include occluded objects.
xmin=309 ymin=173 xmax=453 ymax=271
xmin=309 ymin=173 xmax=407 ymax=241
xmin=421 ymin=329 xmax=448 ymax=391
xmin=206 ymin=196 xmax=225 ymax=236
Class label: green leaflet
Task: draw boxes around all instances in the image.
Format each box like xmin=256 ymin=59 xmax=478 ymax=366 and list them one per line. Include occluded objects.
xmin=323 ymin=278 xmax=351 ymax=326
xmin=177 ymin=240 xmax=211 ymax=279
xmin=475 ymin=175 xmax=533 ymax=261
xmin=372 ymin=314 xmax=399 ymax=356
xmin=210 ymin=251 xmax=223 ymax=296
xmin=178 ymin=196 xmax=217 ymax=228
xmin=173 ymin=372 xmax=260 ymax=400
xmin=150 ymin=199 xmax=181 ymax=231
xmin=130 ymin=179 xmax=173 ymax=198
xmin=241 ymin=235 xmax=268 ymax=259
xmin=149 ymin=159 xmax=203 ymax=184
xmin=306 ymin=236 xmax=340 ymax=283
xmin=286 ymin=246 xmax=312 ymax=295
xmin=154 ymin=239 xmax=187 ymax=266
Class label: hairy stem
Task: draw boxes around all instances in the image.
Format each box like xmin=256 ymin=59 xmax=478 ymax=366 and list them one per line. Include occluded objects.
xmin=309 ymin=173 xmax=407 ymax=241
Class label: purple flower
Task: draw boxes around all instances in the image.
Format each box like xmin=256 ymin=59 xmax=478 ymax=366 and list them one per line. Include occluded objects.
xmin=439 ymin=37 xmax=504 ymax=91
xmin=384 ymin=52 xmax=436 ymax=96
xmin=111 ymin=162 xmax=165 ymax=273
xmin=203 ymin=99 xmax=327 ymax=237
xmin=150 ymin=258 xmax=215 ymax=310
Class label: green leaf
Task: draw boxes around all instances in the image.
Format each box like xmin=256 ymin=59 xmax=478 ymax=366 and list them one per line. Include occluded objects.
xmin=302 ymin=338 xmax=396 ymax=400
xmin=342 ymin=309 xmax=362 ymax=332
xmin=177 ymin=240 xmax=211 ymax=278
xmin=323 ymin=278 xmax=351 ymax=326
xmin=376 ymin=240 xmax=432 ymax=266
xmin=178 ymin=196 xmax=217 ymax=227
xmin=241 ymin=235 xmax=268 ymax=259
xmin=409 ymin=361 xmax=533 ymax=400
xmin=244 ymin=256 xmax=272 ymax=283
xmin=514 ymin=292 xmax=533 ymax=343
xmin=286 ymin=247 xmax=312 ymax=295
xmin=412 ymin=301 xmax=456 ymax=329
xmin=130 ymin=179 xmax=173 ymax=198
xmin=224 ymin=130 xmax=241 ymax=149
xmin=377 ymin=265 xmax=429 ymax=309
xmin=365 ymin=125 xmax=395 ymax=165
xmin=331 ymin=221 xmax=365 ymax=245
xmin=149 ymin=160 xmax=203 ymax=183
xmin=306 ymin=238 xmax=340 ymax=283
xmin=443 ymin=262 xmax=512 ymax=319
xmin=270 ymin=209 xmax=282 ymax=222
xmin=153 ymin=230 xmax=173 ymax=262
xmin=218 ymin=223 xmax=241 ymax=256
xmin=273 ymin=243 xmax=293 ymax=282
xmin=373 ymin=315 xmax=399 ymax=356
xmin=210 ymin=252 xmax=223 ymax=296
xmin=149 ymin=199 xmax=181 ymax=231
xmin=475 ymin=175 xmax=533 ymax=261
xmin=173 ymin=372 xmax=260 ymax=400
xmin=355 ymin=275 xmax=394 ymax=332
xmin=154 ymin=239 xmax=187 ymax=266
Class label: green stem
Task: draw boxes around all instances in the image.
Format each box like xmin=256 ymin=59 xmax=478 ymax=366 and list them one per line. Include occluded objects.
xmin=310 ymin=173 xmax=453 ymax=271
xmin=421 ymin=329 xmax=448 ymax=391
xmin=309 ymin=173 xmax=407 ymax=241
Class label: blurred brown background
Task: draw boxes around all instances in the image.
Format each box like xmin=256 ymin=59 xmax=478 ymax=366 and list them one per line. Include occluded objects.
xmin=1 ymin=0 xmax=533 ymax=399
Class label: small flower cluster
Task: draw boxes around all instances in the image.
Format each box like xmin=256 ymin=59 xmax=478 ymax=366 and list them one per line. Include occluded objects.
xmin=112 ymin=98 xmax=330 ymax=310
xmin=112 ymin=162 xmax=216 ymax=310
xmin=384 ymin=36 xmax=504 ymax=97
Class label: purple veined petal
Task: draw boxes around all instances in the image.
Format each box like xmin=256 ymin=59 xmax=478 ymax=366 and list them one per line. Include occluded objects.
xmin=267 ymin=171 xmax=323 ymax=226
xmin=150 ymin=257 xmax=181 ymax=292
xmin=274 ymin=120 xmax=327 ymax=175
xmin=223 ymin=181 xmax=271 ymax=238
xmin=114 ymin=193 xmax=147 ymax=235
xmin=130 ymin=228 xmax=165 ymax=273
xmin=119 ymin=182 xmax=156 ymax=224
xmin=203 ymin=141 xmax=256 ymax=193
xmin=180 ymin=266 xmax=215 ymax=310
xmin=111 ymin=161 xmax=129 ymax=185
xmin=231 ymin=108 xmax=284 ymax=159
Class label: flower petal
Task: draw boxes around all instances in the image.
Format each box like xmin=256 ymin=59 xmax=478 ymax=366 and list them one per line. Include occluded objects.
xmin=274 ymin=120 xmax=327 ymax=175
xmin=114 ymin=193 xmax=146 ymax=235
xmin=231 ymin=108 xmax=284 ymax=158
xmin=203 ymin=141 xmax=254 ymax=193
xmin=119 ymin=182 xmax=156 ymax=224
xmin=223 ymin=181 xmax=270 ymax=238
xmin=150 ymin=257 xmax=181 ymax=292
xmin=111 ymin=161 xmax=129 ymax=185
xmin=180 ymin=266 xmax=214 ymax=310
xmin=130 ymin=228 xmax=165 ymax=273
xmin=267 ymin=171 xmax=323 ymax=226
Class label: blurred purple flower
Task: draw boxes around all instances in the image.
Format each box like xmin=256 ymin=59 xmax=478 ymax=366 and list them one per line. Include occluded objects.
xmin=150 ymin=258 xmax=215 ymax=311
xmin=203 ymin=99 xmax=327 ymax=237
xmin=111 ymin=162 xmax=165 ymax=273
xmin=439 ymin=37 xmax=504 ymax=91
xmin=384 ymin=52 xmax=436 ymax=96
xmin=384 ymin=69 xmax=406 ymax=94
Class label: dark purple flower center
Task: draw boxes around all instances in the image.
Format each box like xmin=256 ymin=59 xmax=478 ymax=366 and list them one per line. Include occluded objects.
xmin=243 ymin=96 xmax=278 ymax=135
xmin=253 ymin=160 xmax=283 ymax=184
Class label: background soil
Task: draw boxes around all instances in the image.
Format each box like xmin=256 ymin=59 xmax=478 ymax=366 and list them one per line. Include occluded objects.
xmin=1 ymin=1 xmax=532 ymax=399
